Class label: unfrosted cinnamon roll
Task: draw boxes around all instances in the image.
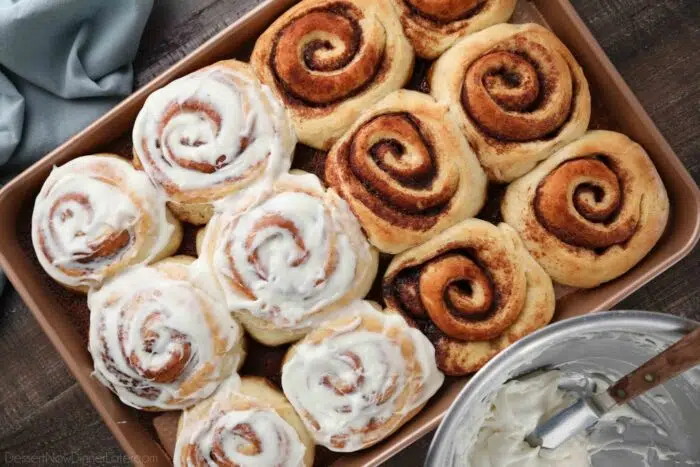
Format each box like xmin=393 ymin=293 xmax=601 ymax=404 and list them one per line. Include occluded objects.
xmin=174 ymin=376 xmax=314 ymax=467
xmin=430 ymin=23 xmax=591 ymax=182
xmin=88 ymin=256 xmax=246 ymax=410
xmin=390 ymin=0 xmax=517 ymax=59
xmin=383 ymin=219 xmax=555 ymax=375
xmin=32 ymin=154 xmax=182 ymax=293
xmin=326 ymin=90 xmax=487 ymax=254
xmin=193 ymin=172 xmax=379 ymax=346
xmin=250 ymin=0 xmax=414 ymax=150
xmin=502 ymin=130 xmax=670 ymax=288
xmin=132 ymin=60 xmax=296 ymax=224
xmin=281 ymin=300 xmax=444 ymax=452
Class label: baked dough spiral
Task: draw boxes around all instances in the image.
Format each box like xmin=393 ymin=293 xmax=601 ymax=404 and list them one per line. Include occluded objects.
xmin=502 ymin=130 xmax=669 ymax=288
xmin=174 ymin=376 xmax=314 ymax=467
xmin=390 ymin=0 xmax=517 ymax=59
xmin=31 ymin=154 xmax=182 ymax=292
xmin=326 ymin=90 xmax=487 ymax=254
xmin=193 ymin=172 xmax=379 ymax=346
xmin=250 ymin=0 xmax=414 ymax=150
xmin=281 ymin=301 xmax=444 ymax=452
xmin=132 ymin=60 xmax=296 ymax=224
xmin=430 ymin=23 xmax=591 ymax=182
xmin=383 ymin=219 xmax=555 ymax=375
xmin=88 ymin=256 xmax=246 ymax=410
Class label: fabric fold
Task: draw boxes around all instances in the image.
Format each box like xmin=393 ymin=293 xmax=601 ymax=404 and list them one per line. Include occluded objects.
xmin=0 ymin=0 xmax=154 ymax=296
xmin=0 ymin=0 xmax=153 ymax=167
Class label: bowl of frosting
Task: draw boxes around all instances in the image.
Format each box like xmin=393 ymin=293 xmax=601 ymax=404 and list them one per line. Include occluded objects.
xmin=425 ymin=310 xmax=700 ymax=467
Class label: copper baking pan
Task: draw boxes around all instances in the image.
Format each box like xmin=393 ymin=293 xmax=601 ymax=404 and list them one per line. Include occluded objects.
xmin=0 ymin=1 xmax=697 ymax=466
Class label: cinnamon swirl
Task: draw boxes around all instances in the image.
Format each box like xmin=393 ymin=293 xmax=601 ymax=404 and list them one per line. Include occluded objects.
xmin=250 ymin=0 xmax=414 ymax=150
xmin=502 ymin=130 xmax=670 ymax=288
xmin=193 ymin=172 xmax=379 ymax=346
xmin=383 ymin=219 xmax=555 ymax=375
xmin=174 ymin=376 xmax=314 ymax=467
xmin=390 ymin=0 xmax=517 ymax=59
xmin=325 ymin=90 xmax=487 ymax=254
xmin=88 ymin=256 xmax=246 ymax=410
xmin=281 ymin=300 xmax=444 ymax=452
xmin=430 ymin=23 xmax=591 ymax=182
xmin=32 ymin=154 xmax=182 ymax=292
xmin=132 ymin=60 xmax=296 ymax=224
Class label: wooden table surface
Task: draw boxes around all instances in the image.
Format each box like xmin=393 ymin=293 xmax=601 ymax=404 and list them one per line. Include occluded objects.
xmin=1 ymin=0 xmax=698 ymax=465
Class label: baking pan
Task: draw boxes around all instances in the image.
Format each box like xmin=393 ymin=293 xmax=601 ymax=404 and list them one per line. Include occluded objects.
xmin=0 ymin=1 xmax=697 ymax=466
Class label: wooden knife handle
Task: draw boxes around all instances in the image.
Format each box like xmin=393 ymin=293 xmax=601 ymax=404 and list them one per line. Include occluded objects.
xmin=608 ymin=326 xmax=700 ymax=405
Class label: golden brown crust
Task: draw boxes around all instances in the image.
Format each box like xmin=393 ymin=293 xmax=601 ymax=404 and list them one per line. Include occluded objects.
xmin=251 ymin=0 xmax=414 ymax=150
xmin=175 ymin=376 xmax=314 ymax=467
xmin=281 ymin=303 xmax=443 ymax=451
xmin=88 ymin=256 xmax=246 ymax=411
xmin=326 ymin=90 xmax=487 ymax=253
xmin=165 ymin=200 xmax=214 ymax=226
xmin=32 ymin=153 xmax=183 ymax=293
xmin=383 ymin=219 xmax=555 ymax=375
xmin=390 ymin=0 xmax=517 ymax=59
xmin=501 ymin=130 xmax=670 ymax=288
xmin=430 ymin=23 xmax=591 ymax=182
xmin=132 ymin=59 xmax=296 ymax=225
xmin=196 ymin=172 xmax=379 ymax=346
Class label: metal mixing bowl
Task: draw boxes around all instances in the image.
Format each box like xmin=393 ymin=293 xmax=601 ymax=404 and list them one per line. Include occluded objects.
xmin=425 ymin=311 xmax=700 ymax=466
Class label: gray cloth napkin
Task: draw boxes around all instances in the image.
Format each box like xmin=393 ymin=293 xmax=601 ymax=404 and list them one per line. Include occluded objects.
xmin=0 ymin=0 xmax=154 ymax=296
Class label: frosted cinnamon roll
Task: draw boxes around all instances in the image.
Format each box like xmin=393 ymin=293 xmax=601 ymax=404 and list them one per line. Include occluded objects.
xmin=32 ymin=154 xmax=182 ymax=293
xmin=193 ymin=172 xmax=379 ymax=346
xmin=430 ymin=23 xmax=591 ymax=182
xmin=88 ymin=256 xmax=246 ymax=410
xmin=281 ymin=301 xmax=444 ymax=452
xmin=250 ymin=0 xmax=414 ymax=150
xmin=390 ymin=0 xmax=517 ymax=59
xmin=132 ymin=60 xmax=296 ymax=224
xmin=383 ymin=219 xmax=555 ymax=375
xmin=502 ymin=130 xmax=670 ymax=288
xmin=174 ymin=376 xmax=314 ymax=467
xmin=326 ymin=90 xmax=487 ymax=254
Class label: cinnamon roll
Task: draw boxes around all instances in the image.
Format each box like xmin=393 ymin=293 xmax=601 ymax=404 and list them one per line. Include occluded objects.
xmin=502 ymin=130 xmax=670 ymax=288
xmin=430 ymin=23 xmax=591 ymax=182
xmin=281 ymin=300 xmax=444 ymax=452
xmin=193 ymin=172 xmax=379 ymax=346
xmin=174 ymin=376 xmax=314 ymax=467
xmin=383 ymin=219 xmax=555 ymax=375
xmin=32 ymin=154 xmax=182 ymax=293
xmin=390 ymin=0 xmax=517 ymax=59
xmin=250 ymin=0 xmax=414 ymax=150
xmin=88 ymin=256 xmax=246 ymax=410
xmin=132 ymin=60 xmax=296 ymax=224
xmin=326 ymin=90 xmax=487 ymax=254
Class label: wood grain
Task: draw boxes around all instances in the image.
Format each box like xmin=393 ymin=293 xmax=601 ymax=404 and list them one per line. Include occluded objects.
xmin=609 ymin=327 xmax=700 ymax=405
xmin=0 ymin=0 xmax=698 ymax=465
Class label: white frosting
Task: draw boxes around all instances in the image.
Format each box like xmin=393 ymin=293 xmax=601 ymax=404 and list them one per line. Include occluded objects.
xmin=193 ymin=172 xmax=374 ymax=330
xmin=281 ymin=301 xmax=445 ymax=452
xmin=464 ymin=371 xmax=591 ymax=467
xmin=461 ymin=369 xmax=700 ymax=466
xmin=31 ymin=155 xmax=174 ymax=288
xmin=174 ymin=379 xmax=306 ymax=467
xmin=132 ymin=63 xmax=295 ymax=197
xmin=88 ymin=264 xmax=241 ymax=410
